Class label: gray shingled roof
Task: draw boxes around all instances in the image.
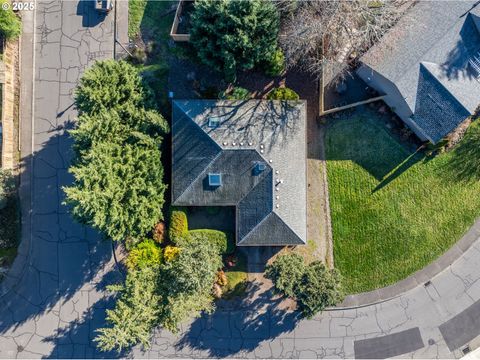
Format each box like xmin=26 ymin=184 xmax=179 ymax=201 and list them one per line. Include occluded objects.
xmin=171 ymin=100 xmax=307 ymax=246
xmin=361 ymin=1 xmax=480 ymax=141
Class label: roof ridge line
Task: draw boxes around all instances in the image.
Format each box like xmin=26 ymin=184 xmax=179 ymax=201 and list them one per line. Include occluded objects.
xmin=236 ymin=212 xmax=273 ymax=246
xmin=389 ymin=5 xmax=472 ymax=83
xmin=172 ymin=102 xmax=223 ymax=203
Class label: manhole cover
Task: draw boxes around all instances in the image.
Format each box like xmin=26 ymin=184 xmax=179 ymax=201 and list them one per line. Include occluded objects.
xmin=428 ymin=339 xmax=435 ymax=345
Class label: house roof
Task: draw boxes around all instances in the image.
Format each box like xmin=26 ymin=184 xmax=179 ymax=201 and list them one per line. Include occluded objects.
xmin=172 ymin=100 xmax=307 ymax=246
xmin=361 ymin=1 xmax=480 ymax=142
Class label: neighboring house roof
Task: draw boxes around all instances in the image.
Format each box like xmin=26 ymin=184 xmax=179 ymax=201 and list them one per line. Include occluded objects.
xmin=172 ymin=100 xmax=307 ymax=246
xmin=361 ymin=1 xmax=480 ymax=143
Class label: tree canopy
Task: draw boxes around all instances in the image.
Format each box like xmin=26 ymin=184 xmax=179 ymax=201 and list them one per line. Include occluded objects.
xmin=65 ymin=141 xmax=167 ymax=242
xmin=190 ymin=0 xmax=280 ymax=81
xmin=95 ymin=236 xmax=223 ymax=352
xmin=65 ymin=60 xmax=168 ymax=242
xmin=266 ymin=254 xmax=344 ymax=318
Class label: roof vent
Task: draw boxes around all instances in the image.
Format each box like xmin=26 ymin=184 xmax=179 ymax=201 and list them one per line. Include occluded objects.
xmin=208 ymin=117 xmax=221 ymax=128
xmin=253 ymin=162 xmax=267 ymax=176
xmin=208 ymin=173 xmax=222 ymax=187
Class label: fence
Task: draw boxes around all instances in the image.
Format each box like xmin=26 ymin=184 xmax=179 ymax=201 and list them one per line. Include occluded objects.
xmin=170 ymin=0 xmax=191 ymax=42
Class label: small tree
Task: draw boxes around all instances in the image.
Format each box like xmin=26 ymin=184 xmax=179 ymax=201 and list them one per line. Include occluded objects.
xmin=95 ymin=267 xmax=161 ymax=352
xmin=279 ymin=0 xmax=401 ymax=80
xmin=0 ymin=1 xmax=21 ymax=40
xmin=295 ymin=262 xmax=344 ymax=318
xmin=190 ymin=0 xmax=280 ymax=81
xmin=265 ymin=253 xmax=305 ymax=298
xmin=125 ymin=239 xmax=162 ymax=271
xmin=266 ymin=254 xmax=344 ymax=318
xmin=64 ymin=141 xmax=167 ymax=242
xmin=159 ymin=240 xmax=223 ymax=332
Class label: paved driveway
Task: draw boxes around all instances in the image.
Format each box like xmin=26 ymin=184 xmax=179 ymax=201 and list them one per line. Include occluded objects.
xmin=2 ymin=1 xmax=480 ymax=359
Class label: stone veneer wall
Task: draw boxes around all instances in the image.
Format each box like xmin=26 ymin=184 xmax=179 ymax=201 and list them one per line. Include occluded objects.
xmin=1 ymin=39 xmax=19 ymax=170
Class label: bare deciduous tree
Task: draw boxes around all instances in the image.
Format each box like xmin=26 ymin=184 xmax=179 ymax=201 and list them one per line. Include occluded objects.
xmin=278 ymin=0 xmax=411 ymax=82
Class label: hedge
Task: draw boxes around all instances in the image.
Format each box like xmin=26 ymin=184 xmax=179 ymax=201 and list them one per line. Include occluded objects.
xmin=267 ymin=87 xmax=300 ymax=101
xmin=169 ymin=209 xmax=188 ymax=243
xmin=185 ymin=229 xmax=235 ymax=255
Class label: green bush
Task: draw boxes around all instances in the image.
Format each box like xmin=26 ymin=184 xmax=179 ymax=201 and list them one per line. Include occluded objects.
xmin=0 ymin=170 xmax=15 ymax=211
xmin=190 ymin=0 xmax=280 ymax=81
xmin=265 ymin=254 xmax=344 ymax=318
xmin=125 ymin=239 xmax=162 ymax=270
xmin=185 ymin=229 xmax=234 ymax=255
xmin=267 ymin=87 xmax=300 ymax=101
xmin=169 ymin=209 xmax=188 ymax=243
xmin=219 ymin=87 xmax=251 ymax=100
xmin=265 ymin=253 xmax=305 ymax=298
xmin=264 ymin=49 xmax=285 ymax=77
xmin=0 ymin=1 xmax=21 ymax=40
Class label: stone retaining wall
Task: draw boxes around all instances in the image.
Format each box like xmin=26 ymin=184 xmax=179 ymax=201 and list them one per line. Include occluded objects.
xmin=1 ymin=39 xmax=19 ymax=170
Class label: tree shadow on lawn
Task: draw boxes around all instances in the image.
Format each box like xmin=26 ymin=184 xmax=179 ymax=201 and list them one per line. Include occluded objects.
xmin=174 ymin=282 xmax=301 ymax=358
xmin=372 ymin=150 xmax=424 ymax=193
xmin=326 ymin=113 xmax=423 ymax=183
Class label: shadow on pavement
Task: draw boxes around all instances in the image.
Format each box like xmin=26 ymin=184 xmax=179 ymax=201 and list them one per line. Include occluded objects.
xmin=0 ymin=129 xmax=119 ymax=357
xmin=173 ymin=282 xmax=301 ymax=357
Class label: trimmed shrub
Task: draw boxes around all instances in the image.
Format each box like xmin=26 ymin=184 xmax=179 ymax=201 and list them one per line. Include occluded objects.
xmin=152 ymin=221 xmax=166 ymax=244
xmin=219 ymin=87 xmax=250 ymax=100
xmin=125 ymin=239 xmax=162 ymax=270
xmin=169 ymin=209 xmax=188 ymax=243
xmin=264 ymin=49 xmax=285 ymax=77
xmin=185 ymin=229 xmax=235 ymax=255
xmin=164 ymin=245 xmax=181 ymax=262
xmin=267 ymin=87 xmax=300 ymax=101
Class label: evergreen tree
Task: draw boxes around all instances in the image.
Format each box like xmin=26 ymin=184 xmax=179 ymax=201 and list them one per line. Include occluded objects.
xmin=74 ymin=60 xmax=154 ymax=115
xmin=266 ymin=254 xmax=344 ymax=318
xmin=159 ymin=239 xmax=223 ymax=332
xmin=190 ymin=0 xmax=280 ymax=81
xmin=95 ymin=267 xmax=161 ymax=352
xmin=64 ymin=141 xmax=167 ymax=242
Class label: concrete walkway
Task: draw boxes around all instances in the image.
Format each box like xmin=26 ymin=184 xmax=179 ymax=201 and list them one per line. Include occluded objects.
xmin=2 ymin=0 xmax=480 ymax=359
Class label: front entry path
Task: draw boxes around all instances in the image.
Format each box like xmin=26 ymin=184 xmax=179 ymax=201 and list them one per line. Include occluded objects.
xmin=1 ymin=1 xmax=480 ymax=359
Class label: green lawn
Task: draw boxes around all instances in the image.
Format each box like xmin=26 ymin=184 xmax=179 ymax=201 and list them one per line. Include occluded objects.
xmin=326 ymin=112 xmax=480 ymax=293
xmin=129 ymin=0 xmax=175 ymax=40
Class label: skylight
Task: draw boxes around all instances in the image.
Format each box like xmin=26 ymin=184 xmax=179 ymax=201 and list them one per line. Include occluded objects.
xmin=208 ymin=117 xmax=221 ymax=128
xmin=208 ymin=173 xmax=222 ymax=186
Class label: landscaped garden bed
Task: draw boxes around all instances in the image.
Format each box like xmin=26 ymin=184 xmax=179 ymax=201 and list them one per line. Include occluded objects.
xmin=326 ymin=107 xmax=480 ymax=293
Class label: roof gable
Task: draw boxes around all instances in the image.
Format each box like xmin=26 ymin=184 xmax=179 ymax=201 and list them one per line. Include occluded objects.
xmin=412 ymin=63 xmax=471 ymax=143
